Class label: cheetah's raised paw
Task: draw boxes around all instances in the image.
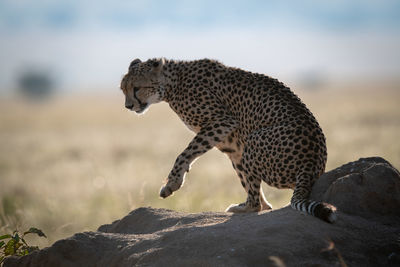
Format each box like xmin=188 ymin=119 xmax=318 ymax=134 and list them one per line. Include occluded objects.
xmin=159 ymin=185 xmax=173 ymax=198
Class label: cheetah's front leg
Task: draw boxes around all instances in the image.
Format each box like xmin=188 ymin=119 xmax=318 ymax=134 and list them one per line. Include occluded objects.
xmin=160 ymin=119 xmax=237 ymax=198
xmin=225 ymin=174 xmax=272 ymax=213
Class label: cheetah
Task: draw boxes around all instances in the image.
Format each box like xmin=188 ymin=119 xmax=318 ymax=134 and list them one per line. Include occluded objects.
xmin=120 ymin=58 xmax=337 ymax=223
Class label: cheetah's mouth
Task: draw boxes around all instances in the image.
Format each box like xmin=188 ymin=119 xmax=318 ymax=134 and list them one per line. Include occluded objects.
xmin=132 ymin=86 xmax=149 ymax=114
xmin=134 ymin=103 xmax=149 ymax=114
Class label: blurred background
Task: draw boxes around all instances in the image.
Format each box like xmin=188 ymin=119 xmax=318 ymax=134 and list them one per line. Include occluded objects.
xmin=0 ymin=0 xmax=399 ymax=246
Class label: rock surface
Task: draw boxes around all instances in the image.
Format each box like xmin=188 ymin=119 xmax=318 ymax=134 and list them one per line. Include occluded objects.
xmin=4 ymin=157 xmax=400 ymax=267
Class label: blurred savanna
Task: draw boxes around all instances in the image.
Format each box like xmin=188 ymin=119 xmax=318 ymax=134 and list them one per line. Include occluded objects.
xmin=1 ymin=0 xmax=400 ymax=248
xmin=1 ymin=86 xmax=399 ymax=246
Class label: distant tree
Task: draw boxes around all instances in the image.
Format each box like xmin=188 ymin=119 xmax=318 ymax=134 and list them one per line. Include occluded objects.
xmin=298 ymin=70 xmax=327 ymax=91
xmin=17 ymin=70 xmax=55 ymax=99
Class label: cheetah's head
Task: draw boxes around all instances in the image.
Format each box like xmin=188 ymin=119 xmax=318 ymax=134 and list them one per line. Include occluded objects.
xmin=120 ymin=58 xmax=165 ymax=114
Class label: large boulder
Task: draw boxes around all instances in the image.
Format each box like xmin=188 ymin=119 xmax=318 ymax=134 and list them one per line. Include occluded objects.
xmin=311 ymin=157 xmax=400 ymax=221
xmin=4 ymin=157 xmax=400 ymax=267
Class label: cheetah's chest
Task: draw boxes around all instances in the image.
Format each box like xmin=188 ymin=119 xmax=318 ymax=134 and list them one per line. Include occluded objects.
xmin=168 ymin=102 xmax=203 ymax=134
xmin=182 ymin=120 xmax=201 ymax=133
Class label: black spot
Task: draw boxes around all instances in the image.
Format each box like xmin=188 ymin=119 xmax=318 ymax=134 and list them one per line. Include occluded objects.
xmin=201 ymin=141 xmax=209 ymax=146
xmin=236 ymin=164 xmax=244 ymax=171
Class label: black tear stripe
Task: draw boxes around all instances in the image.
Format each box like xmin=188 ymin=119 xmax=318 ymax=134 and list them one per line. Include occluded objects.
xmin=133 ymin=87 xmax=145 ymax=107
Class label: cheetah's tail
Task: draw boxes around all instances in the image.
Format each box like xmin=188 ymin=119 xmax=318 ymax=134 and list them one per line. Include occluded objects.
xmin=291 ymin=199 xmax=337 ymax=223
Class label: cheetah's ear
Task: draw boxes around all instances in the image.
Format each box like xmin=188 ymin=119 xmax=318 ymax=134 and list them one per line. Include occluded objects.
xmin=129 ymin=58 xmax=141 ymax=70
xmin=150 ymin=58 xmax=165 ymax=73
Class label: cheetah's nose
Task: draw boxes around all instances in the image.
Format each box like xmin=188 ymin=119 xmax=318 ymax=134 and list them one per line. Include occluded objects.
xmin=125 ymin=104 xmax=134 ymax=110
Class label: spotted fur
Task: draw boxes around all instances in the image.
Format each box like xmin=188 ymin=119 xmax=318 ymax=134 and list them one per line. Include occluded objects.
xmin=120 ymin=58 xmax=337 ymax=223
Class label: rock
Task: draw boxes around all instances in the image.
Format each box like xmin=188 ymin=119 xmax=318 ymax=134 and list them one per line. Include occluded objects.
xmin=311 ymin=157 xmax=400 ymax=222
xmin=4 ymin=157 xmax=400 ymax=267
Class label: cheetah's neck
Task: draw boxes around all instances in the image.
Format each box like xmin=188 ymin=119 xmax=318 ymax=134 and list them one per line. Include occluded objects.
xmin=160 ymin=59 xmax=184 ymax=103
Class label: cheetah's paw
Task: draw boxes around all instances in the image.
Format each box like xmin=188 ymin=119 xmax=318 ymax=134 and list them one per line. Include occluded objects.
xmin=225 ymin=203 xmax=260 ymax=213
xmin=159 ymin=185 xmax=173 ymax=198
xmin=261 ymin=202 xmax=273 ymax=211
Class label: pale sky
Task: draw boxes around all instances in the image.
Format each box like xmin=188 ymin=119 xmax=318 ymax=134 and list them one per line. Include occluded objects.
xmin=0 ymin=0 xmax=399 ymax=93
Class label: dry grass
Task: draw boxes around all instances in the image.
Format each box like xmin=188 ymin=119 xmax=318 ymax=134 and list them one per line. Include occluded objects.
xmin=0 ymin=87 xmax=399 ymax=247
